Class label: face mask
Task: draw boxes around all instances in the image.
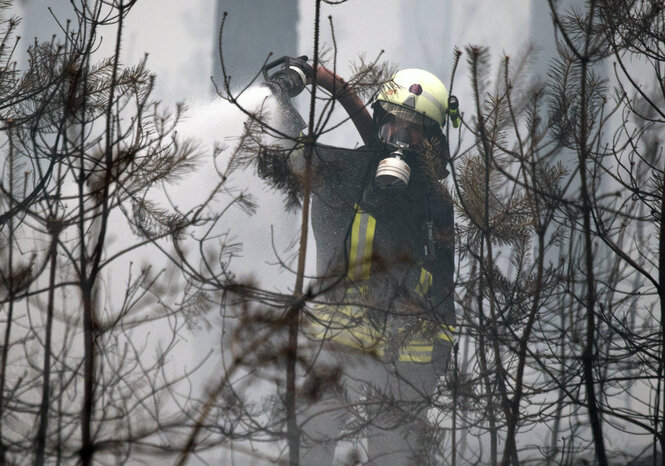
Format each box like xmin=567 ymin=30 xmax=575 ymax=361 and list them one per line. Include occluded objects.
xmin=375 ymin=117 xmax=424 ymax=192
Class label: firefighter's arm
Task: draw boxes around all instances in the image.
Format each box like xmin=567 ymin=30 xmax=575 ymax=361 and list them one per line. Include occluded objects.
xmin=264 ymin=55 xmax=377 ymax=147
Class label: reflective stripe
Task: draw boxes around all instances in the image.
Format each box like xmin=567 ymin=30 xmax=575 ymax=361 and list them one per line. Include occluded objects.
xmin=306 ymin=304 xmax=387 ymax=356
xmin=398 ymin=323 xmax=436 ymax=361
xmin=404 ymin=344 xmax=434 ymax=351
xmin=399 ymin=88 xmax=446 ymax=124
xmin=419 ymin=88 xmax=446 ymax=121
xmin=327 ymin=332 xmax=386 ymax=357
xmin=438 ymin=324 xmax=455 ymax=342
xmin=308 ymin=306 xmax=454 ymax=361
xmin=401 ymin=354 xmax=432 ymax=363
xmin=414 ymin=267 xmax=433 ymax=297
xmin=397 ymin=323 xmax=455 ymax=362
xmin=348 ymin=206 xmax=376 ymax=281
xmin=399 ymin=350 xmax=433 ymax=363
xmin=306 ymin=203 xmax=455 ymax=362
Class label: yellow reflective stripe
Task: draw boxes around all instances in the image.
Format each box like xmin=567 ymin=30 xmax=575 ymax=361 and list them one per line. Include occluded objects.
xmin=396 ymin=321 xmax=455 ymax=361
xmin=348 ymin=215 xmax=361 ymax=279
xmin=348 ymin=206 xmax=376 ymax=281
xmin=404 ymin=344 xmax=434 ymax=351
xmin=331 ymin=332 xmax=386 ymax=356
xmin=309 ymin=318 xmax=382 ymax=340
xmin=309 ymin=318 xmax=352 ymax=332
xmin=414 ymin=267 xmax=433 ymax=297
xmin=398 ymin=351 xmax=433 ymax=363
xmin=397 ymin=320 xmax=436 ymax=362
xmin=308 ymin=313 xmax=360 ymax=333
xmin=438 ymin=324 xmax=455 ymax=342
xmin=345 ymin=330 xmax=385 ymax=346
xmin=399 ymin=344 xmax=434 ymax=362
xmin=312 ymin=303 xmax=363 ymax=317
xmin=308 ymin=324 xmax=386 ymax=356
xmin=337 ymin=305 xmax=364 ymax=318
xmin=306 ymin=304 xmax=387 ymax=352
xmin=362 ymin=215 xmax=376 ymax=278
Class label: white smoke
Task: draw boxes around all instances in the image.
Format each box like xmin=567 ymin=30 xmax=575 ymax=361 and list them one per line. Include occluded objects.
xmin=167 ymin=86 xmax=302 ymax=291
xmin=146 ymin=86 xmax=303 ymax=464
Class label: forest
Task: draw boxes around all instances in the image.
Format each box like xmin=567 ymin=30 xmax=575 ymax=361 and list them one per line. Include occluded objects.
xmin=0 ymin=0 xmax=664 ymax=464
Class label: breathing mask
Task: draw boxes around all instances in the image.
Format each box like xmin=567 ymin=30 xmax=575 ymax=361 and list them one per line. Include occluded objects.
xmin=371 ymin=68 xmax=458 ymax=193
xmin=374 ymin=114 xmax=426 ymax=192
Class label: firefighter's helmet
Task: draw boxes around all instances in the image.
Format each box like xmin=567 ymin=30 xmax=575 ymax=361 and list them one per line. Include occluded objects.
xmin=371 ymin=69 xmax=451 ymax=190
xmin=373 ymin=69 xmax=449 ymax=130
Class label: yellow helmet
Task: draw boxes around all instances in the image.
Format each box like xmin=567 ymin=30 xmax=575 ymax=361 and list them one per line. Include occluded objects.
xmin=373 ymin=69 xmax=449 ymax=128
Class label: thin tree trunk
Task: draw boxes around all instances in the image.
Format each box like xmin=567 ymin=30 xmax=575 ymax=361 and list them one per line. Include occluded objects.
xmin=577 ymin=53 xmax=609 ymax=466
xmin=57 ymin=370 xmax=64 ymax=466
xmin=80 ymin=282 xmax=95 ymax=466
xmin=452 ymin=341 xmax=458 ymax=466
xmin=548 ymin=312 xmax=566 ymax=465
xmin=502 ymin=232 xmax=544 ymax=466
xmin=476 ymin=263 xmax=498 ymax=466
xmin=656 ymin=167 xmax=665 ymax=462
xmin=459 ymin=297 xmax=473 ymax=461
xmin=0 ymin=125 xmax=15 ymax=464
xmin=80 ymin=4 xmax=125 ymax=463
xmin=471 ymin=48 xmax=514 ymax=464
xmin=579 ymin=166 xmax=607 ymax=465
xmin=549 ymin=257 xmax=573 ymax=465
xmin=548 ymin=0 xmax=607 ymax=461
xmin=35 ymin=228 xmax=60 ymax=465
xmin=501 ymin=57 xmax=548 ymax=466
xmin=286 ymin=2 xmax=321 ymax=464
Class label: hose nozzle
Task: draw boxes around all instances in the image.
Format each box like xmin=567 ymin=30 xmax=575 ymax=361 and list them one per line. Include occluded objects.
xmin=262 ymin=56 xmax=310 ymax=98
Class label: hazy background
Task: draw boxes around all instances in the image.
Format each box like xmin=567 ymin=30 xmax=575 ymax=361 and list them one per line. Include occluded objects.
xmin=10 ymin=1 xmax=577 ymax=463
xmin=16 ymin=0 xmax=557 ymax=128
xmin=14 ymin=0 xmax=557 ymax=299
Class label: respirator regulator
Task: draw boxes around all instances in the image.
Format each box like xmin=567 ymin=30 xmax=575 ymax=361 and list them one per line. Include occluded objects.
xmin=374 ymin=115 xmax=424 ymax=192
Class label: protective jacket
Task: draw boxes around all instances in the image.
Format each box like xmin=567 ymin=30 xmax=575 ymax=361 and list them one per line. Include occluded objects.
xmin=274 ymin=140 xmax=456 ymax=374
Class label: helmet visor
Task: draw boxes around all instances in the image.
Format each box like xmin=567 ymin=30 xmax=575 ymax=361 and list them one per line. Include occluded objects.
xmin=376 ymin=101 xmax=439 ymax=128
xmin=377 ymin=113 xmax=427 ymax=147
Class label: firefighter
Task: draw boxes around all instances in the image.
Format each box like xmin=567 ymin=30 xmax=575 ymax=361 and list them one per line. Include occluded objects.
xmin=260 ymin=60 xmax=456 ymax=465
